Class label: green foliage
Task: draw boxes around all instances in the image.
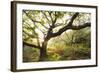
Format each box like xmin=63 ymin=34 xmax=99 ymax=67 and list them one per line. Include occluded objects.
xmin=23 ymin=46 xmax=40 ymax=62
xmin=61 ymin=44 xmax=91 ymax=60
xmin=47 ymin=53 xmax=61 ymax=61
xmin=22 ymin=10 xmax=91 ymax=62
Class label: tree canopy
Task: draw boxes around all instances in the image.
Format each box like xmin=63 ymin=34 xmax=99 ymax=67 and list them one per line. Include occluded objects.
xmin=23 ymin=10 xmax=90 ymax=48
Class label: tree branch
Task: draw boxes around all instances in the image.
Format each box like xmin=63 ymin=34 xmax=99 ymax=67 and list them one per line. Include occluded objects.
xmin=23 ymin=41 xmax=41 ymax=49
xmin=71 ymin=22 xmax=91 ymax=30
xmin=48 ymin=12 xmax=53 ymax=23
xmin=42 ymin=11 xmax=50 ymax=23
xmin=40 ymin=23 xmax=49 ymax=29
xmin=67 ymin=12 xmax=79 ymax=26
xmin=44 ymin=12 xmax=58 ymax=40
xmin=23 ymin=30 xmax=37 ymax=38
xmin=23 ymin=11 xmax=42 ymax=24
xmin=23 ymin=11 xmax=46 ymax=35
xmin=52 ymin=12 xmax=58 ymax=27
xmin=51 ymin=22 xmax=90 ymax=38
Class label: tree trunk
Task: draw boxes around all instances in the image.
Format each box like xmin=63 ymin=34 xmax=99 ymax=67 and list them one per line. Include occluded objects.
xmin=39 ymin=41 xmax=48 ymax=61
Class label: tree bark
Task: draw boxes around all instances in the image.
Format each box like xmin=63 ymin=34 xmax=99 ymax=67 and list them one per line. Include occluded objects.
xmin=39 ymin=41 xmax=48 ymax=61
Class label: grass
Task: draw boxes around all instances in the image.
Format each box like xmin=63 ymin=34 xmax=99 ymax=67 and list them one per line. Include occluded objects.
xmin=23 ymin=43 xmax=91 ymax=62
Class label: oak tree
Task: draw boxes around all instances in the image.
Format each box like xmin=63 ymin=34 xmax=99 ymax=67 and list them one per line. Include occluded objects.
xmin=23 ymin=10 xmax=91 ymax=61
